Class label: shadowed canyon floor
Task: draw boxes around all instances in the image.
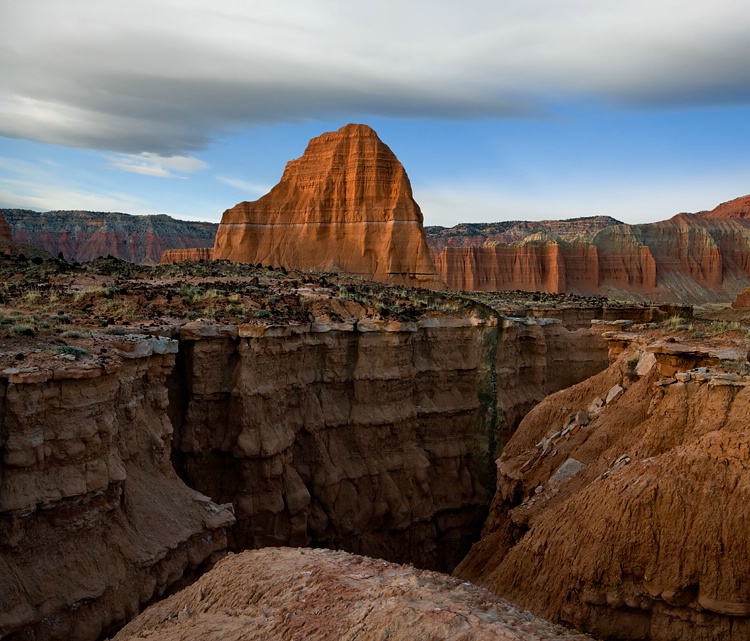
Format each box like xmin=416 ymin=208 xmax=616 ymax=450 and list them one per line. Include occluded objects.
xmin=0 ymin=254 xmax=748 ymax=640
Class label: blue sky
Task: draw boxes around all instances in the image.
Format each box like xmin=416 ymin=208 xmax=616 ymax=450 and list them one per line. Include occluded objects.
xmin=2 ymin=1 xmax=750 ymax=226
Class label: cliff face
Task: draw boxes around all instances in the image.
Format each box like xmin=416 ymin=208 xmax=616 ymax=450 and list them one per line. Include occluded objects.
xmin=0 ymin=336 xmax=234 ymax=641
xmin=212 ymin=124 xmax=444 ymax=289
xmin=114 ymin=547 xmax=596 ymax=641
xmin=0 ymin=313 xmax=608 ymax=639
xmin=425 ymin=216 xmax=622 ymax=253
xmin=0 ymin=213 xmax=11 ymax=247
xmin=432 ymin=211 xmax=750 ymax=303
xmin=171 ymin=316 xmax=607 ymax=573
xmin=455 ymin=334 xmax=750 ymax=640
xmin=1 ymin=210 xmax=217 ymax=265
xmin=161 ymin=247 xmax=214 ymax=264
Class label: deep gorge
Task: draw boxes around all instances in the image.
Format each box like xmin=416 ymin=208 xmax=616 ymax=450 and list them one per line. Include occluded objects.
xmin=0 ymin=313 xmax=609 ymax=640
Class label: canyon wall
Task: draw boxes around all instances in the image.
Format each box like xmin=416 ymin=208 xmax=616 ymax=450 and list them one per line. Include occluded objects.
xmin=170 ymin=316 xmax=607 ymax=573
xmin=212 ymin=124 xmax=444 ymax=289
xmin=0 ymin=313 xmax=608 ymax=639
xmin=425 ymin=216 xmax=621 ymax=253
xmin=1 ymin=210 xmax=217 ymax=265
xmin=431 ymin=197 xmax=750 ymax=302
xmin=161 ymin=247 xmax=214 ymax=264
xmin=0 ymin=336 xmax=234 ymax=641
xmin=456 ymin=333 xmax=750 ymax=640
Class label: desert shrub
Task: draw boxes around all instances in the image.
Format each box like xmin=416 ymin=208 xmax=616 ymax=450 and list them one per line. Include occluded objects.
xmin=104 ymin=327 xmax=126 ymax=335
xmin=11 ymin=324 xmax=35 ymax=337
xmin=60 ymin=330 xmax=92 ymax=339
xmin=53 ymin=345 xmax=89 ymax=358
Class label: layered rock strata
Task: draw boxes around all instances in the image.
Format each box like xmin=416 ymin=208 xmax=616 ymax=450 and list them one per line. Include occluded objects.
xmin=170 ymin=315 xmax=607 ymax=572
xmin=161 ymin=247 xmax=214 ymax=264
xmin=456 ymin=332 xmax=750 ymax=640
xmin=425 ymin=216 xmax=622 ymax=253
xmin=0 ymin=335 xmax=234 ymax=641
xmin=432 ymin=203 xmax=750 ymax=303
xmin=115 ymin=547 xmax=595 ymax=641
xmin=212 ymin=124 xmax=444 ymax=289
xmin=1 ymin=210 xmax=217 ymax=265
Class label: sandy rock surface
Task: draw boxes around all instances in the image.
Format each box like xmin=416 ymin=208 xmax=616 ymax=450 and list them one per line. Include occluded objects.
xmin=114 ymin=547 xmax=595 ymax=641
xmin=456 ymin=331 xmax=750 ymax=640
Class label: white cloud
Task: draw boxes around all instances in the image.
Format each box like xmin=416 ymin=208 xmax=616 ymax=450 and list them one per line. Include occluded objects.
xmin=216 ymin=176 xmax=271 ymax=196
xmin=3 ymin=1 xmax=750 ymax=154
xmin=107 ymin=153 xmax=209 ymax=177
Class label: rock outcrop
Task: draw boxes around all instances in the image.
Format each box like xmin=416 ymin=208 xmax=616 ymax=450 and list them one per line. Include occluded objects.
xmin=455 ymin=332 xmax=750 ymax=640
xmin=212 ymin=124 xmax=444 ymax=289
xmin=0 ymin=212 xmax=12 ymax=247
xmin=170 ymin=316 xmax=607 ymax=573
xmin=1 ymin=210 xmax=217 ymax=264
xmin=161 ymin=247 xmax=214 ymax=264
xmin=701 ymin=194 xmax=750 ymax=219
xmin=0 ymin=335 xmax=234 ymax=641
xmin=114 ymin=547 xmax=595 ymax=641
xmin=432 ymin=209 xmax=750 ymax=303
xmin=732 ymin=287 xmax=750 ymax=309
xmin=425 ymin=216 xmax=622 ymax=253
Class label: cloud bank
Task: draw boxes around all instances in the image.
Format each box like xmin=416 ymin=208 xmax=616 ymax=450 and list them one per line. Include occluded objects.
xmin=3 ymin=0 xmax=750 ymax=154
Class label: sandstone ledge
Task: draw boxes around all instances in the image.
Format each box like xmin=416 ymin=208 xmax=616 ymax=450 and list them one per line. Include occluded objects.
xmin=114 ymin=547 xmax=595 ymax=641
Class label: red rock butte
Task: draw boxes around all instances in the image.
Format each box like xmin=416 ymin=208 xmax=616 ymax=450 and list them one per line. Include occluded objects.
xmin=212 ymin=124 xmax=444 ymax=289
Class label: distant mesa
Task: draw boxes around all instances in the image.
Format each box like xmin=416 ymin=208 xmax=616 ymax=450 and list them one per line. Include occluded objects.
xmin=700 ymin=194 xmax=750 ymax=219
xmin=1 ymin=210 xmax=217 ymax=265
xmin=211 ymin=124 xmax=445 ymax=289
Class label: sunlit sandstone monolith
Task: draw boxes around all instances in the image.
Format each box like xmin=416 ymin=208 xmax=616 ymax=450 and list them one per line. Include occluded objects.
xmin=212 ymin=124 xmax=444 ymax=289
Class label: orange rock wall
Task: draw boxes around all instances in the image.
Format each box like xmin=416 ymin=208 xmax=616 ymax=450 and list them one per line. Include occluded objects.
xmin=455 ymin=339 xmax=750 ymax=640
xmin=432 ymin=215 xmax=750 ymax=302
xmin=732 ymin=287 xmax=750 ymax=309
xmin=213 ymin=124 xmax=444 ymax=289
xmin=160 ymin=247 xmax=213 ymax=264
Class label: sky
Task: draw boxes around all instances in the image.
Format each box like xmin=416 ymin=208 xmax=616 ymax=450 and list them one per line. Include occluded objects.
xmin=2 ymin=1 xmax=750 ymax=227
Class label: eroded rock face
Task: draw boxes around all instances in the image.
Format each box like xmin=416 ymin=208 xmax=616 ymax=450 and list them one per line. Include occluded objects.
xmin=212 ymin=124 xmax=444 ymax=289
xmin=0 ymin=213 xmax=11 ymax=246
xmin=114 ymin=547 xmax=596 ymax=641
xmin=171 ymin=316 xmax=607 ymax=573
xmin=0 ymin=338 xmax=234 ymax=641
xmin=432 ymin=203 xmax=750 ymax=303
xmin=161 ymin=247 xmax=214 ymax=264
xmin=732 ymin=286 xmax=750 ymax=308
xmin=1 ymin=210 xmax=217 ymax=265
xmin=456 ymin=334 xmax=750 ymax=640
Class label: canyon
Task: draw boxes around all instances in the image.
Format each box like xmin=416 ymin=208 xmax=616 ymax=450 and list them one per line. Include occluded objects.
xmin=0 ymin=256 xmax=617 ymax=640
xmin=2 ymin=123 xmax=750 ymax=641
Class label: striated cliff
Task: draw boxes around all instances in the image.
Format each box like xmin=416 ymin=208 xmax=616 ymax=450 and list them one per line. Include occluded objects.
xmin=161 ymin=247 xmax=214 ymax=264
xmin=1 ymin=210 xmax=217 ymax=265
xmin=432 ymin=208 xmax=750 ymax=303
xmin=0 ymin=335 xmax=234 ymax=641
xmin=425 ymin=216 xmax=622 ymax=253
xmin=170 ymin=315 xmax=607 ymax=573
xmin=212 ymin=124 xmax=444 ymax=289
xmin=456 ymin=332 xmax=750 ymax=640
